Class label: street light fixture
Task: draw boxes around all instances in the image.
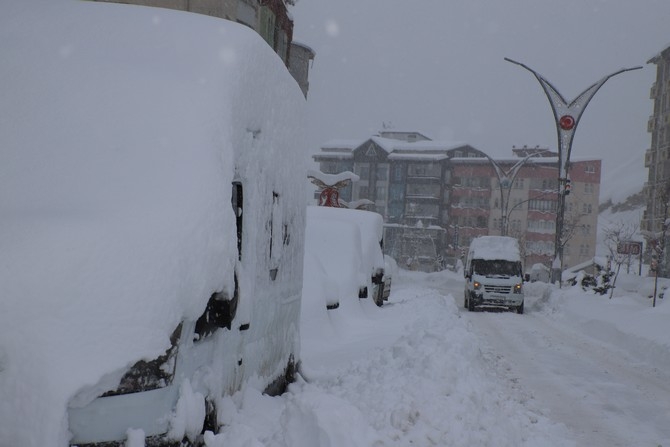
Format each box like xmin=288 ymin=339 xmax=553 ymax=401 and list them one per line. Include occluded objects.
xmin=477 ymin=149 xmax=548 ymax=236
xmin=505 ymin=58 xmax=642 ymax=284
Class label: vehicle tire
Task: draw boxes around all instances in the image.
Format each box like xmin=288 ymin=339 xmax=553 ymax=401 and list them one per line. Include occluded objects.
xmin=373 ymin=284 xmax=384 ymax=307
xmin=516 ymin=301 xmax=524 ymax=314
xmin=467 ymin=293 xmax=475 ymax=312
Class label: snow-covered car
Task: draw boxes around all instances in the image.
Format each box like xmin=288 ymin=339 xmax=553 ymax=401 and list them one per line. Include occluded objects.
xmin=0 ymin=3 xmax=307 ymax=447
xmin=304 ymin=206 xmax=387 ymax=308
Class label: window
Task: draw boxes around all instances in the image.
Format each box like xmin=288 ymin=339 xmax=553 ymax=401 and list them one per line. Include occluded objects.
xmin=232 ymin=181 xmax=243 ymax=260
xmin=389 ymin=184 xmax=404 ymax=200
xmin=528 ymin=199 xmax=557 ymax=212
xmin=476 ymin=216 xmax=487 ymax=228
xmin=513 ymin=178 xmax=524 ymax=189
xmin=406 ymin=183 xmax=440 ymax=197
xmin=376 ymin=164 xmax=389 ymax=181
xmin=407 ymin=202 xmax=439 ymax=217
xmin=356 ymin=165 xmax=370 ymax=180
xmin=408 ymin=163 xmax=440 ymax=177
xmin=375 ymin=186 xmax=387 ymax=200
xmin=393 ymin=164 xmax=404 ymax=181
xmin=358 ymin=185 xmax=370 ymax=198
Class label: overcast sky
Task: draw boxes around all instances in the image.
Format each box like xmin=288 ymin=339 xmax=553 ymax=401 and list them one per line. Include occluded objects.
xmin=292 ymin=0 xmax=670 ymax=201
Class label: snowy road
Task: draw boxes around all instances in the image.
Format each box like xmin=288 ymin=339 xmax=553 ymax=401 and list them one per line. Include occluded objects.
xmin=464 ymin=293 xmax=670 ymax=447
xmin=208 ymin=269 xmax=670 ymax=447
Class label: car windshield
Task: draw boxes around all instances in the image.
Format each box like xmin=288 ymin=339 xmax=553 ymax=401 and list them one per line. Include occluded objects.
xmin=472 ymin=259 xmax=521 ymax=277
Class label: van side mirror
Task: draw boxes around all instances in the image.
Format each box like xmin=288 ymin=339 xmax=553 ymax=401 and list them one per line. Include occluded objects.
xmin=524 ymin=273 xmax=530 ymax=282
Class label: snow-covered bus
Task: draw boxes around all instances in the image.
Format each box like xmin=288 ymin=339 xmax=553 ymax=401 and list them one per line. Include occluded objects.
xmin=0 ymin=3 xmax=306 ymax=446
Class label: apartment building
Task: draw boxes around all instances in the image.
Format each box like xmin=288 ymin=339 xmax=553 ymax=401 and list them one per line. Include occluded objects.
xmin=450 ymin=151 xmax=600 ymax=270
xmin=315 ymin=134 xmax=601 ymax=273
xmin=642 ymin=44 xmax=670 ymax=275
xmin=313 ymin=131 xmax=479 ymax=271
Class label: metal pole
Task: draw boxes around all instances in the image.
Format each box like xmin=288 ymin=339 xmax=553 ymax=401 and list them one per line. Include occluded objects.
xmin=477 ymin=150 xmax=546 ymax=237
xmin=504 ymin=58 xmax=642 ymax=285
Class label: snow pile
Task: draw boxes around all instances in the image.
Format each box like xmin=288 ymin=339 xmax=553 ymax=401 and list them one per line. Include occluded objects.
xmin=204 ymin=269 xmax=574 ymax=446
xmin=527 ymin=274 xmax=670 ymax=368
xmin=467 ymin=235 xmax=522 ymax=261
xmin=183 ymin=266 xmax=670 ymax=446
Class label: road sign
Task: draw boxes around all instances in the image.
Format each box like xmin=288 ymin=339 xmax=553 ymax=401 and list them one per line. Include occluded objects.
xmin=617 ymin=241 xmax=642 ymax=256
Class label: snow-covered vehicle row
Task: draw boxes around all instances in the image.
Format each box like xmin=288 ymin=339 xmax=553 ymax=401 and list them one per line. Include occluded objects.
xmin=0 ymin=3 xmax=306 ymax=446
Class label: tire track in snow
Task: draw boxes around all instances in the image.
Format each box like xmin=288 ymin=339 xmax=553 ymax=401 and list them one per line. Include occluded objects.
xmin=466 ymin=307 xmax=670 ymax=447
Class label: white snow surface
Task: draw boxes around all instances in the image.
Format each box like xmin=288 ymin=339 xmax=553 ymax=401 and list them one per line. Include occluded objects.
xmin=1 ymin=2 xmax=306 ymax=446
xmin=467 ymin=235 xmax=522 ymax=262
xmin=202 ymin=268 xmax=670 ymax=446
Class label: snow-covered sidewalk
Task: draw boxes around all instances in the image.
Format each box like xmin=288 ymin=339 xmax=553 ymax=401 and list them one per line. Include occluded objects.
xmin=205 ymin=270 xmax=575 ymax=446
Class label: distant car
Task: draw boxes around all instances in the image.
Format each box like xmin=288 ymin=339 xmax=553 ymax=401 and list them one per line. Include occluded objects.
xmin=305 ymin=206 xmax=387 ymax=308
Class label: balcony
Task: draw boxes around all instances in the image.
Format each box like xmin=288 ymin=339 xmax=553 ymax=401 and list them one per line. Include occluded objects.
xmin=648 ymin=116 xmax=656 ymax=133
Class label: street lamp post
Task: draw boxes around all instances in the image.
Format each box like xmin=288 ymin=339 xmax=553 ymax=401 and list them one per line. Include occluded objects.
xmin=478 ymin=150 xmax=547 ymax=236
xmin=505 ymin=58 xmax=642 ymax=284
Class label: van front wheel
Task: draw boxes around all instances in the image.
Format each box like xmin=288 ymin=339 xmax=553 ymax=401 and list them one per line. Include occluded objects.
xmin=516 ymin=302 xmax=524 ymax=314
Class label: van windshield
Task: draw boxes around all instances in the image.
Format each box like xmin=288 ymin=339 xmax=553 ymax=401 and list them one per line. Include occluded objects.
xmin=472 ymin=259 xmax=521 ymax=277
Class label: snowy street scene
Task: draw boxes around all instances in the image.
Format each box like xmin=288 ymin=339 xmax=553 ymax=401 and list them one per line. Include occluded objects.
xmin=206 ymin=269 xmax=670 ymax=447
xmin=4 ymin=0 xmax=670 ymax=446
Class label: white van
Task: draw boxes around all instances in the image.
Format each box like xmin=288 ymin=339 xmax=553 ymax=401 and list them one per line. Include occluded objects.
xmin=0 ymin=3 xmax=306 ymax=446
xmin=464 ymin=236 xmax=525 ymax=314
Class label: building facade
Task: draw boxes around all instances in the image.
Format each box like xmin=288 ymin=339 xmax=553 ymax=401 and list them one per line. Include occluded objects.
xmin=313 ymin=131 xmax=479 ymax=271
xmin=449 ymin=152 xmax=600 ymax=270
xmin=315 ymin=134 xmax=601 ymax=273
xmin=641 ymin=44 xmax=670 ymax=275
xmin=90 ymin=0 xmax=313 ymax=96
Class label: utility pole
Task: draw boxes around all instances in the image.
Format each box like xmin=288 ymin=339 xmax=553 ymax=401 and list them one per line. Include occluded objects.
xmin=505 ymin=58 xmax=642 ymax=285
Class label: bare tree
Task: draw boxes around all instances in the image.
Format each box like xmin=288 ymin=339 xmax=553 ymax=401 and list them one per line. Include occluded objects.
xmin=602 ymin=221 xmax=639 ymax=299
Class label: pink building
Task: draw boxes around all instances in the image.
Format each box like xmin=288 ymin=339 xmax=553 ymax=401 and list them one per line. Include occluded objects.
xmin=449 ymin=150 xmax=601 ymax=271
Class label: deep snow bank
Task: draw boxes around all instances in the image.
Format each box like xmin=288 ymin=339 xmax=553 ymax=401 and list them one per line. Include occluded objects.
xmin=204 ymin=269 xmax=574 ymax=446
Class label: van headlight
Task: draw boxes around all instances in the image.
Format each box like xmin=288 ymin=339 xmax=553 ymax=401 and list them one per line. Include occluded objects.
xmin=102 ymin=324 xmax=181 ymax=397
xmin=513 ymin=283 xmax=522 ymax=294
xmin=473 ymin=281 xmax=481 ymax=290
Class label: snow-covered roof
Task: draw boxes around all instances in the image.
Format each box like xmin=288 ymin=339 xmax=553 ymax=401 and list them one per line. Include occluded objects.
xmin=388 ymin=153 xmax=449 ymax=161
xmin=307 ymin=169 xmax=360 ymax=185
xmin=318 ymin=135 xmax=471 ymax=162
xmin=468 ymin=236 xmax=521 ymax=262
xmin=393 ymin=140 xmax=467 ymax=151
